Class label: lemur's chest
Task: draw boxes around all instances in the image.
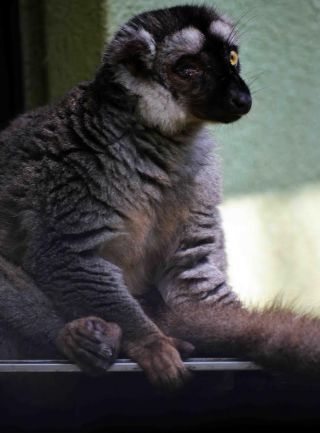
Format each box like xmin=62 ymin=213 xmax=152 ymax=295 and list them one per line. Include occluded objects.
xmin=100 ymin=189 xmax=190 ymax=296
xmin=98 ymin=130 xmax=204 ymax=295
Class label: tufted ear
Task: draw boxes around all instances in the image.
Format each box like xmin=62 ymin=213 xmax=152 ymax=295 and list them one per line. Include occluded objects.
xmin=107 ymin=26 xmax=156 ymax=76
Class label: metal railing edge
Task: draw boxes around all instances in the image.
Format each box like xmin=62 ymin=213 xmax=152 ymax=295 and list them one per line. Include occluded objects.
xmin=0 ymin=358 xmax=261 ymax=372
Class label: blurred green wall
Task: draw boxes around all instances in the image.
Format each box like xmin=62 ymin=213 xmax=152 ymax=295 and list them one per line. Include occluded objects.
xmin=20 ymin=0 xmax=320 ymax=312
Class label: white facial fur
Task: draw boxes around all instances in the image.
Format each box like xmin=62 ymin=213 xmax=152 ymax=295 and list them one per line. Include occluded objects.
xmin=161 ymin=26 xmax=205 ymax=61
xmin=116 ymin=66 xmax=189 ymax=135
xmin=210 ymin=19 xmax=237 ymax=44
xmin=114 ymin=26 xmax=205 ymax=135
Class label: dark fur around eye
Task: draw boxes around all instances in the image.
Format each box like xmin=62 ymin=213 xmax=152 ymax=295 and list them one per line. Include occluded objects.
xmin=172 ymin=57 xmax=203 ymax=79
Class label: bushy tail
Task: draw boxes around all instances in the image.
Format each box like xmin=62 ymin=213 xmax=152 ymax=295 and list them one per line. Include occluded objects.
xmin=152 ymin=300 xmax=320 ymax=378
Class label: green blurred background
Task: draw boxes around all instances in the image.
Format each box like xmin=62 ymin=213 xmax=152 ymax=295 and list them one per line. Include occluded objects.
xmin=20 ymin=0 xmax=320 ymax=313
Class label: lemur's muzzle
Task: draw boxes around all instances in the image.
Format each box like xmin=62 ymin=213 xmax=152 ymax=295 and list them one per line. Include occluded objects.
xmin=228 ymin=89 xmax=252 ymax=115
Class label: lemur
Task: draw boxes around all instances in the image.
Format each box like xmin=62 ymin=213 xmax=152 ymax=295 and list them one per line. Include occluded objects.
xmin=0 ymin=5 xmax=319 ymax=389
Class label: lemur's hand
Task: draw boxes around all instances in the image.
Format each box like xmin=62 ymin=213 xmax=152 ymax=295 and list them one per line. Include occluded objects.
xmin=124 ymin=333 xmax=194 ymax=390
xmin=55 ymin=317 xmax=122 ymax=375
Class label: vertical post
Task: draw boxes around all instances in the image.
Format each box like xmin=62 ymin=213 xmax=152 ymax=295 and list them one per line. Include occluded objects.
xmin=19 ymin=0 xmax=108 ymax=109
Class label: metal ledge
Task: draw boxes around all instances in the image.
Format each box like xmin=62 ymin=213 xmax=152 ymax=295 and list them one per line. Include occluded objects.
xmin=0 ymin=358 xmax=260 ymax=373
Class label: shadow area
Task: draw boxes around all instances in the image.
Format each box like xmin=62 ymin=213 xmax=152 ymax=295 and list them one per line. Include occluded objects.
xmin=1 ymin=371 xmax=320 ymax=431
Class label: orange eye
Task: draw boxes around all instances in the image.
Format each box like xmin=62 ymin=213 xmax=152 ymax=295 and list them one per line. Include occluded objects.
xmin=230 ymin=50 xmax=239 ymax=66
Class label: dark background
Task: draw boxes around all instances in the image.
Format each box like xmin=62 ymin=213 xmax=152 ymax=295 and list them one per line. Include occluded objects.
xmin=0 ymin=0 xmax=24 ymax=130
xmin=1 ymin=370 xmax=320 ymax=432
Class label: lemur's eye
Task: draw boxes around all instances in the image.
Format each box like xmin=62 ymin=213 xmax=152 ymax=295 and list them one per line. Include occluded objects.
xmin=173 ymin=57 xmax=202 ymax=79
xmin=230 ymin=50 xmax=239 ymax=66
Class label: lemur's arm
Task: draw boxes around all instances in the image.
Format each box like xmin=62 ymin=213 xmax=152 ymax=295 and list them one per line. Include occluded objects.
xmin=158 ymin=156 xmax=237 ymax=308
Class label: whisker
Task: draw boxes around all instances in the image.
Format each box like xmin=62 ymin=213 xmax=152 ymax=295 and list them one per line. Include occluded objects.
xmin=251 ymin=86 xmax=269 ymax=95
xmin=228 ymin=10 xmax=258 ymax=45
xmin=225 ymin=10 xmax=253 ymax=45
xmin=232 ymin=9 xmax=256 ymax=31
xmin=247 ymin=72 xmax=265 ymax=87
xmin=236 ymin=28 xmax=254 ymax=41
xmin=245 ymin=71 xmax=265 ymax=80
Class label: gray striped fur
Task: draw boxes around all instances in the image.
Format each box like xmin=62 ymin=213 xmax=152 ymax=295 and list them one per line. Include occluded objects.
xmin=0 ymin=5 xmax=243 ymax=386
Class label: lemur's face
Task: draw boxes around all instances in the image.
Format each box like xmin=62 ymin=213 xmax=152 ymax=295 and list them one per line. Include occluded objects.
xmin=107 ymin=6 xmax=252 ymax=133
xmin=160 ymin=25 xmax=251 ymax=124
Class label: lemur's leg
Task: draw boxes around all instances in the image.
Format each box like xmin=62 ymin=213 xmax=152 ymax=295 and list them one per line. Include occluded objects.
xmin=0 ymin=255 xmax=64 ymax=357
xmin=0 ymin=255 xmax=122 ymax=373
xmin=23 ymin=232 xmax=192 ymax=388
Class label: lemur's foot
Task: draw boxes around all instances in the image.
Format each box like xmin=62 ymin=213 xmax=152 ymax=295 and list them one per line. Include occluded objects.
xmin=56 ymin=316 xmax=122 ymax=375
xmin=125 ymin=334 xmax=194 ymax=390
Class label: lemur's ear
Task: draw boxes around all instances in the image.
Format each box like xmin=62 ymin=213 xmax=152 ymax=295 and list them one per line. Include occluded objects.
xmin=108 ymin=26 xmax=156 ymax=76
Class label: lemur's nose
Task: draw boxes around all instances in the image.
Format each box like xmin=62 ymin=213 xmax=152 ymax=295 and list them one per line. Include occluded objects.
xmin=229 ymin=91 xmax=252 ymax=115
